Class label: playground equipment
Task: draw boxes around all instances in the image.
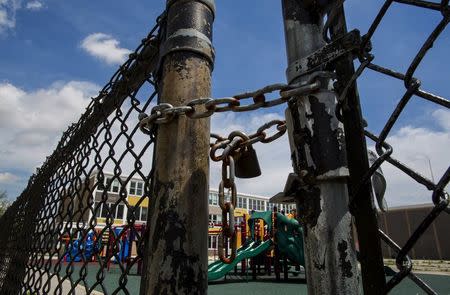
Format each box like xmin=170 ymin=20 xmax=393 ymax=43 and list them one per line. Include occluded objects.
xmin=102 ymin=224 xmax=146 ymax=273
xmin=65 ymin=231 xmax=98 ymax=262
xmin=208 ymin=210 xmax=305 ymax=281
xmin=64 ymin=224 xmax=146 ymax=274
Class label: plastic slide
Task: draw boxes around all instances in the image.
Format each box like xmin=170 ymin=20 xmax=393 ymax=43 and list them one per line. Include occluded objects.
xmin=208 ymin=239 xmax=273 ymax=281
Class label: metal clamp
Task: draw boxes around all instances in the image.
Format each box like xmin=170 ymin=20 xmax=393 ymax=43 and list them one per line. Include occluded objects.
xmin=286 ymin=29 xmax=364 ymax=83
xmin=161 ymin=0 xmax=215 ymax=66
xmin=161 ymin=28 xmax=215 ymax=66
xmin=166 ymin=0 xmax=216 ymax=17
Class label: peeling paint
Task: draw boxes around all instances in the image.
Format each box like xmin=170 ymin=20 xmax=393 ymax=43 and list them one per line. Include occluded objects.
xmin=298 ymin=186 xmax=321 ymax=227
xmin=148 ymin=176 xmax=206 ymax=294
xmin=308 ymin=95 xmax=346 ymax=175
xmin=338 ymin=240 xmax=354 ymax=278
xmin=313 ymin=246 xmax=327 ymax=271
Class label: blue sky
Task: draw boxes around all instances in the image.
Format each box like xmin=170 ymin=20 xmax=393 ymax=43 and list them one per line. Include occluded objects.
xmin=0 ymin=0 xmax=448 ymax=207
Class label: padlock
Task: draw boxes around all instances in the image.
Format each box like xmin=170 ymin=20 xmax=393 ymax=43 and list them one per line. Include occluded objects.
xmin=234 ymin=145 xmax=261 ymax=178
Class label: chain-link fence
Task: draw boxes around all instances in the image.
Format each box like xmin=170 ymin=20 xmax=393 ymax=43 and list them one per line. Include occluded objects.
xmin=0 ymin=11 xmax=165 ymax=294
xmin=0 ymin=0 xmax=448 ymax=294
xmin=330 ymin=0 xmax=449 ymax=294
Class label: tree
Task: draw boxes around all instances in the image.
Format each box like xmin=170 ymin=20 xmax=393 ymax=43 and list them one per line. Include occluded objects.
xmin=0 ymin=190 xmax=10 ymax=217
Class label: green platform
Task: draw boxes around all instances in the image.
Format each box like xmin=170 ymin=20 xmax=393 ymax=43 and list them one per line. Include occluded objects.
xmin=208 ymin=211 xmax=305 ymax=281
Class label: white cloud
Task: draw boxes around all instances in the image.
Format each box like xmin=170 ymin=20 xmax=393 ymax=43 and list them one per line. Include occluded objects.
xmin=25 ymin=0 xmax=42 ymax=10
xmin=0 ymin=78 xmax=447 ymax=209
xmin=0 ymin=0 xmax=42 ymax=32
xmin=0 ymin=0 xmax=20 ymax=32
xmin=81 ymin=33 xmax=131 ymax=65
xmin=0 ymin=81 xmax=99 ymax=172
xmin=209 ymin=108 xmax=449 ymax=208
xmin=0 ymin=172 xmax=19 ymax=183
xmin=373 ymin=110 xmax=450 ymax=207
xmin=432 ymin=109 xmax=450 ymax=132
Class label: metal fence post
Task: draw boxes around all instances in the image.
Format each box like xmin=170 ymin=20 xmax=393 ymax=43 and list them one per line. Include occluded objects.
xmin=281 ymin=0 xmax=361 ymax=293
xmin=329 ymin=5 xmax=387 ymax=294
xmin=140 ymin=0 xmax=215 ymax=294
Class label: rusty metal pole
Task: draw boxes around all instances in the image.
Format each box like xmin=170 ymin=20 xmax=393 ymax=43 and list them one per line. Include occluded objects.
xmin=140 ymin=0 xmax=215 ymax=294
xmin=281 ymin=0 xmax=361 ymax=294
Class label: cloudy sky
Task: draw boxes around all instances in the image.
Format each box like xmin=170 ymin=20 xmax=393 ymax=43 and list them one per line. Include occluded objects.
xmin=0 ymin=0 xmax=448 ymax=208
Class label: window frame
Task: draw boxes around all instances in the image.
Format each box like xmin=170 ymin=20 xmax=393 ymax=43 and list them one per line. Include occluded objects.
xmin=209 ymin=192 xmax=219 ymax=206
xmin=129 ymin=180 xmax=144 ymax=196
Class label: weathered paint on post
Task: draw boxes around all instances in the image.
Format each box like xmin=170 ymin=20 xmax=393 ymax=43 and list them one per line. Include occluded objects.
xmin=281 ymin=0 xmax=361 ymax=293
xmin=140 ymin=1 xmax=215 ymax=294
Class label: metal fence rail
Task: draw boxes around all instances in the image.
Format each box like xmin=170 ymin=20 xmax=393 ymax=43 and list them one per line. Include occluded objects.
xmin=0 ymin=1 xmax=448 ymax=294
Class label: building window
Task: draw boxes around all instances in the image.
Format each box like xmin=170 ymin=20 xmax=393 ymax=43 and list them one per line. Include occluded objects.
xmin=248 ymin=199 xmax=254 ymax=211
xmin=237 ymin=197 xmax=247 ymax=209
xmin=127 ymin=206 xmax=147 ymax=221
xmin=268 ymin=203 xmax=276 ymax=211
xmin=94 ymin=202 xmax=102 ymax=217
xmin=208 ymin=235 xmax=218 ymax=250
xmin=95 ymin=202 xmax=125 ymax=220
xmin=97 ymin=175 xmax=105 ymax=191
xmin=209 ymin=192 xmax=218 ymax=206
xmin=129 ymin=181 xmax=143 ymax=196
xmin=116 ymin=204 xmax=124 ymax=219
xmin=250 ymin=199 xmax=260 ymax=211
xmin=247 ymin=199 xmax=267 ymax=211
xmin=209 ymin=214 xmax=221 ymax=225
xmin=101 ymin=203 xmax=110 ymax=218
xmin=141 ymin=207 xmax=148 ymax=221
xmin=106 ymin=177 xmax=120 ymax=193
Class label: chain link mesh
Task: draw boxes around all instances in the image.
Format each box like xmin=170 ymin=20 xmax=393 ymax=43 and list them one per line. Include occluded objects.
xmin=0 ymin=1 xmax=448 ymax=294
xmin=0 ymin=12 xmax=165 ymax=294
xmin=330 ymin=1 xmax=449 ymax=294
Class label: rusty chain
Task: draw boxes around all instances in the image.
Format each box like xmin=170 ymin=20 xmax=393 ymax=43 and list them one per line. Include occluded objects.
xmin=210 ymin=120 xmax=287 ymax=162
xmin=211 ymin=119 xmax=286 ymax=264
xmin=0 ymin=1 xmax=447 ymax=293
xmin=217 ymin=156 xmax=237 ymax=264
xmin=138 ymin=74 xmax=325 ymax=134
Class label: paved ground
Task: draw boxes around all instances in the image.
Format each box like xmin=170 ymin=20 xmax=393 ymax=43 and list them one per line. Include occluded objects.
xmin=47 ymin=263 xmax=449 ymax=294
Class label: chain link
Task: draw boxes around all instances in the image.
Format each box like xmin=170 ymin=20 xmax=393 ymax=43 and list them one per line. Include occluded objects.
xmin=329 ymin=1 xmax=450 ymax=294
xmin=217 ymin=156 xmax=237 ymax=264
xmin=139 ymin=80 xmax=320 ymax=134
xmin=211 ymin=119 xmax=286 ymax=264
xmin=210 ymin=119 xmax=287 ymax=162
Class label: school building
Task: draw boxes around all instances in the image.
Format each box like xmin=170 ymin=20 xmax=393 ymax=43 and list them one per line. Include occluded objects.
xmin=60 ymin=171 xmax=294 ymax=256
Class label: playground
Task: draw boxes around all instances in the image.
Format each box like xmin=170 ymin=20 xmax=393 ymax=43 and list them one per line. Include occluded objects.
xmin=61 ymin=210 xmax=304 ymax=282
xmin=0 ymin=0 xmax=448 ymax=294
xmin=58 ymin=209 xmax=450 ymax=294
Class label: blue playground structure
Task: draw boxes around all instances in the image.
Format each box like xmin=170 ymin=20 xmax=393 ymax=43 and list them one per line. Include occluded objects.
xmin=65 ymin=231 xmax=98 ymax=262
